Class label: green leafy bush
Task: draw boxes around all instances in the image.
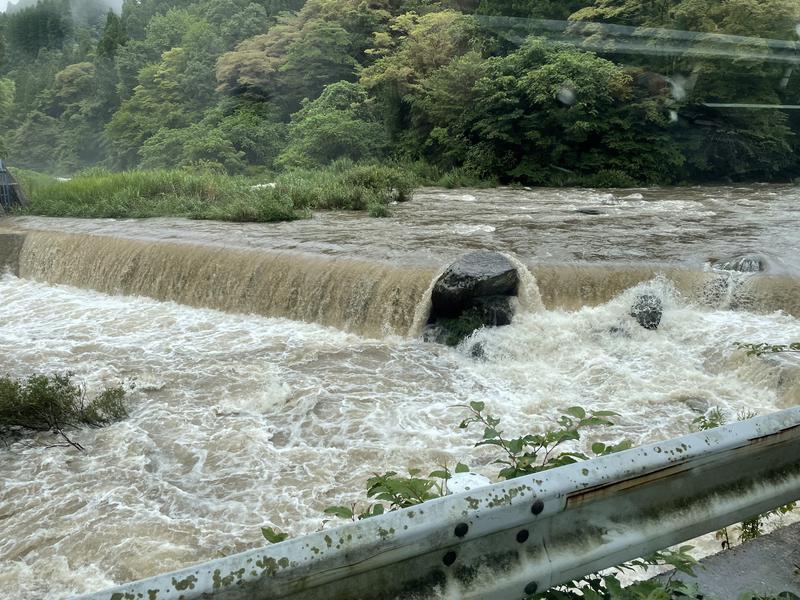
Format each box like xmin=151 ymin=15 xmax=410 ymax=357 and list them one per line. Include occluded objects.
xmin=460 ymin=402 xmax=631 ymax=480
xmin=0 ymin=372 xmax=128 ymax=451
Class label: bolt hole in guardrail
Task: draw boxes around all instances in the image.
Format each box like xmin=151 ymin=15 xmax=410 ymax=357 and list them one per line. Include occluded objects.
xmin=516 ymin=529 xmax=530 ymax=543
xmin=524 ymin=581 xmax=539 ymax=595
xmin=454 ymin=523 xmax=469 ymax=537
xmin=531 ymin=499 xmax=544 ymax=514
xmin=442 ymin=551 xmax=457 ymax=566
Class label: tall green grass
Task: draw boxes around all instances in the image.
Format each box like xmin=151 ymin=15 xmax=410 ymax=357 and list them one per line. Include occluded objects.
xmin=12 ymin=161 xmax=419 ymax=223
xmin=8 ymin=167 xmax=59 ymax=196
xmin=400 ymin=161 xmax=497 ymax=188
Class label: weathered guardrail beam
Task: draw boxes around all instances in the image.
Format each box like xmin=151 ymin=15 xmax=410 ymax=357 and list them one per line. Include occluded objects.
xmin=76 ymin=407 xmax=800 ymax=600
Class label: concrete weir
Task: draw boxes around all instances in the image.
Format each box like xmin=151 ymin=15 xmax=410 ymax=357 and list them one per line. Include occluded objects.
xmin=4 ymin=229 xmax=439 ymax=338
xmin=2 ymin=228 xmax=800 ymax=333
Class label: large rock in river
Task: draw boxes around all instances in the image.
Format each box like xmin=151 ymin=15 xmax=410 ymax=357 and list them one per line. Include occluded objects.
xmin=431 ymin=251 xmax=519 ymax=318
xmin=428 ymin=251 xmax=520 ymax=347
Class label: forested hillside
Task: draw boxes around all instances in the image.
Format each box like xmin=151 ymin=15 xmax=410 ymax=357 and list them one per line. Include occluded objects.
xmin=1 ymin=0 xmax=799 ymax=185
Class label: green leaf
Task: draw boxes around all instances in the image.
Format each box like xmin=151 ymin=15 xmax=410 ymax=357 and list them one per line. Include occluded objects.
xmin=579 ymin=416 xmax=613 ymax=427
xmin=506 ymin=438 xmax=524 ymax=454
xmin=554 ymin=429 xmax=580 ymax=442
xmin=565 ymin=406 xmax=586 ymax=419
xmin=261 ymin=527 xmax=289 ymax=544
xmin=592 ymin=410 xmax=619 ymax=417
xmin=428 ymin=469 xmax=450 ymax=480
xmin=469 ymin=401 xmax=485 ymax=413
xmin=483 ymin=427 xmax=499 ymax=440
xmin=591 ymin=442 xmax=606 ymax=455
xmin=323 ymin=505 xmax=354 ymax=519
xmin=606 ymin=440 xmax=633 ymax=454
xmin=455 ymin=462 xmax=470 ymax=473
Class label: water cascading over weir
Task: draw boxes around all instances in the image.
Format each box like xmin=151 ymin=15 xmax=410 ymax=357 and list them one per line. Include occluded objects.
xmin=1 ymin=228 xmax=799 ymax=336
xmin=2 ymin=230 xmax=438 ymax=337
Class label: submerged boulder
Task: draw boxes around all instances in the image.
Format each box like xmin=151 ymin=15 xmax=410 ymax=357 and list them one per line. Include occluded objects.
xmin=467 ymin=295 xmax=515 ymax=327
xmin=630 ymin=294 xmax=663 ymax=330
xmin=428 ymin=251 xmax=520 ymax=346
xmin=433 ymin=297 xmax=515 ymax=347
xmin=431 ymin=251 xmax=518 ymax=318
xmin=469 ymin=342 xmax=486 ymax=360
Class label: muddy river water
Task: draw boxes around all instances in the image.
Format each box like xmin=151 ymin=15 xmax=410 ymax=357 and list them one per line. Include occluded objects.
xmin=1 ymin=186 xmax=799 ymax=599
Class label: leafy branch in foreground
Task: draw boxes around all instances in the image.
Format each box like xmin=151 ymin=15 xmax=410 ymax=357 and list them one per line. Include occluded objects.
xmin=459 ymin=402 xmax=631 ymax=480
xmin=531 ymin=546 xmax=701 ymax=600
xmin=313 ymin=405 xmax=629 ymax=527
xmin=0 ymin=372 xmax=129 ymax=452
xmin=313 ymin=405 xmax=704 ymax=599
xmin=321 ymin=464 xmax=471 ymax=524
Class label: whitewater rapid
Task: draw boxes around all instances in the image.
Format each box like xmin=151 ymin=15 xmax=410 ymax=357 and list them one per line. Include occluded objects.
xmin=1 ymin=274 xmax=798 ymax=599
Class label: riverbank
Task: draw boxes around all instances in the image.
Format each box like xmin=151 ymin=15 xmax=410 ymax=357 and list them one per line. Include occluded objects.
xmin=11 ymin=163 xmax=800 ymax=225
xmin=9 ymin=162 xmax=418 ymax=222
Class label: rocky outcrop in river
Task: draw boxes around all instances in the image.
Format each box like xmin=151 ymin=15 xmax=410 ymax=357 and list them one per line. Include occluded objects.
xmin=428 ymin=251 xmax=519 ymax=346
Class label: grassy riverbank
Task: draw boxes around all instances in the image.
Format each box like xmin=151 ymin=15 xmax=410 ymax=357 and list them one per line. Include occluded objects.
xmin=7 ymin=160 xmax=633 ymax=224
xmin=9 ymin=162 xmax=418 ymax=223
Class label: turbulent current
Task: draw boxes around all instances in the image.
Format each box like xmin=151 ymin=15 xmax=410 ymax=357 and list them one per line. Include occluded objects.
xmin=1 ymin=186 xmax=800 ymax=599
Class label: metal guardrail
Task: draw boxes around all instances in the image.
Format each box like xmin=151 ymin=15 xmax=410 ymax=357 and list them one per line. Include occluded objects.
xmin=76 ymin=407 xmax=800 ymax=600
xmin=0 ymin=159 xmax=27 ymax=212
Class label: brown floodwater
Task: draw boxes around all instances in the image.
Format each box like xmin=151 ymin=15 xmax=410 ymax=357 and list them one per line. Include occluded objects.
xmin=0 ymin=185 xmax=798 ymax=599
xmin=7 ymin=185 xmax=800 ymax=272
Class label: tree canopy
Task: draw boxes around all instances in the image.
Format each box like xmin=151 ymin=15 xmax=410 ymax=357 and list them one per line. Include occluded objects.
xmin=1 ymin=0 xmax=799 ymax=184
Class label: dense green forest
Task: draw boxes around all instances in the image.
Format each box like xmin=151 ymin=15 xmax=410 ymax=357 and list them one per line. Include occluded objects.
xmin=1 ymin=0 xmax=800 ymax=185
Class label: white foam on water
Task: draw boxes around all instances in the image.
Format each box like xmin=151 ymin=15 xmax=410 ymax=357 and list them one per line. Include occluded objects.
xmin=452 ymin=224 xmax=496 ymax=235
xmin=0 ymin=275 xmax=798 ymax=598
xmin=460 ymin=279 xmax=800 ymax=438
